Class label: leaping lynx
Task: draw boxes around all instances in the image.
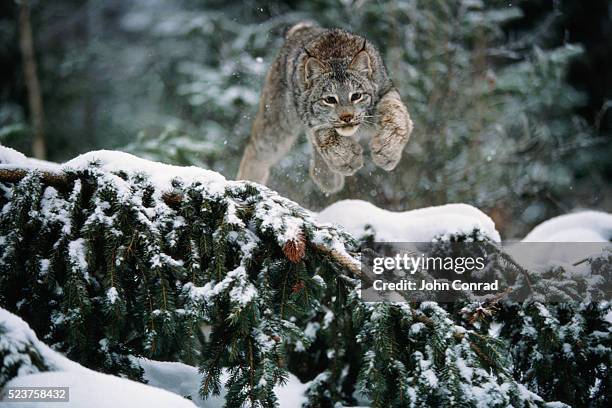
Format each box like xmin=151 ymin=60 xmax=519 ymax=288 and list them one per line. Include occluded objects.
xmin=237 ymin=22 xmax=413 ymax=193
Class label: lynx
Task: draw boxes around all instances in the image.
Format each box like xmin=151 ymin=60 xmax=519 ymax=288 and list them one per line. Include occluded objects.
xmin=237 ymin=22 xmax=413 ymax=193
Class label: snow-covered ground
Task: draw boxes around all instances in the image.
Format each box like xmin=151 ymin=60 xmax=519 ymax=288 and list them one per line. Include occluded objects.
xmin=6 ymin=371 xmax=199 ymax=408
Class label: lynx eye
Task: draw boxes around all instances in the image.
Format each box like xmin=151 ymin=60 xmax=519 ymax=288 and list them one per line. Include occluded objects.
xmin=350 ymin=92 xmax=362 ymax=102
xmin=323 ymin=95 xmax=338 ymax=105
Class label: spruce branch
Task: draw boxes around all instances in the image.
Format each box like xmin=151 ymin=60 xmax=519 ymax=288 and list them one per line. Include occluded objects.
xmin=0 ymin=168 xmax=72 ymax=193
xmin=0 ymin=167 xmax=365 ymax=277
xmin=312 ymin=242 xmax=361 ymax=277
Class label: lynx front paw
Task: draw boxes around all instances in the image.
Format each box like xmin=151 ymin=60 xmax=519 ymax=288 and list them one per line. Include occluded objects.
xmin=316 ymin=130 xmax=363 ymax=176
xmin=371 ymin=92 xmax=413 ymax=171
xmin=309 ymin=160 xmax=345 ymax=194
xmin=370 ymin=137 xmax=403 ymax=171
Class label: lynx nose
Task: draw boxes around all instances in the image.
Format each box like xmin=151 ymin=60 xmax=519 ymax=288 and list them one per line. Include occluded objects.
xmin=339 ymin=112 xmax=354 ymax=123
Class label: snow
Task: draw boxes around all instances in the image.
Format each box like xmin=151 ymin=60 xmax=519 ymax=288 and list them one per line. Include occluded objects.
xmin=544 ymin=402 xmax=572 ymax=408
xmin=410 ymin=322 xmax=425 ymax=335
xmin=186 ymin=266 xmax=257 ymax=306
xmin=0 ymin=308 xmax=78 ymax=373
xmin=304 ymin=322 xmax=320 ymax=340
xmin=522 ymin=210 xmax=612 ymax=242
xmin=455 ymin=356 xmax=473 ymax=382
xmin=64 ymin=150 xmax=226 ymax=192
xmin=106 ymin=287 xmax=119 ymax=304
xmin=254 ymin=199 xmax=306 ymax=244
xmin=136 ymin=358 xmax=220 ymax=407
xmin=41 ymin=187 xmax=73 ymax=235
xmin=317 ymin=199 xmax=501 ymax=242
xmin=5 ymin=371 xmax=198 ymax=408
xmin=68 ymin=239 xmax=89 ymax=274
xmin=500 ymin=211 xmax=612 ymax=273
xmin=417 ymin=358 xmax=438 ymax=388
xmin=0 ymin=146 xmax=60 ymax=172
xmin=488 ymin=321 xmax=503 ymax=338
xmin=0 ymin=146 xmax=27 ymax=163
xmin=0 ymin=147 xmax=225 ymax=199
xmin=39 ymin=259 xmax=50 ymax=276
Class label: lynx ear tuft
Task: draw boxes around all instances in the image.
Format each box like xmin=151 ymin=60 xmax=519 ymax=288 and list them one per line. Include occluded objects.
xmin=349 ymin=49 xmax=372 ymax=78
xmin=304 ymin=57 xmax=327 ymax=85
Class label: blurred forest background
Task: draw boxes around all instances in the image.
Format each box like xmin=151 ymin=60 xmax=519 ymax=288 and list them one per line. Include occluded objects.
xmin=0 ymin=0 xmax=611 ymax=238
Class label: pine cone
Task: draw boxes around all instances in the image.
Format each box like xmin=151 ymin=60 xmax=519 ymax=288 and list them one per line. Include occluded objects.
xmin=283 ymin=231 xmax=306 ymax=263
xmin=292 ymin=281 xmax=305 ymax=293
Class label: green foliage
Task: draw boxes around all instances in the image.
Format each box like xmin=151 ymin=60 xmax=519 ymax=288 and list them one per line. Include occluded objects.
xmin=474 ymin=301 xmax=612 ymax=408
xmin=353 ymin=301 xmax=533 ymax=407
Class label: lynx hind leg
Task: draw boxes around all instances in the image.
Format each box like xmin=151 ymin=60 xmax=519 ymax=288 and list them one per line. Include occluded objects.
xmin=370 ymin=90 xmax=413 ymax=171
xmin=236 ymin=142 xmax=272 ymax=184
xmin=237 ymin=91 xmax=300 ymax=184
xmin=309 ymin=148 xmax=345 ymax=194
xmin=312 ymin=128 xmax=363 ymax=176
xmin=237 ymin=126 xmax=300 ymax=185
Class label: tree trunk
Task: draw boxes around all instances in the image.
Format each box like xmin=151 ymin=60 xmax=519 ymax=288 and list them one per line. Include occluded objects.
xmin=19 ymin=1 xmax=47 ymax=160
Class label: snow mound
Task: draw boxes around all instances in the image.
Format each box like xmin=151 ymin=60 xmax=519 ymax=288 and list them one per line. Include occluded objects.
xmin=1 ymin=308 xmax=196 ymax=407
xmin=317 ymin=199 xmax=501 ymax=242
xmin=523 ymin=211 xmax=612 ymax=242
xmin=0 ymin=146 xmax=28 ymax=164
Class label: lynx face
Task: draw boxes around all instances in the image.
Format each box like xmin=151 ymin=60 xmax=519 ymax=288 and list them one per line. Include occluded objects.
xmin=309 ymin=74 xmax=374 ymax=136
xmin=304 ymin=50 xmax=375 ymax=136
